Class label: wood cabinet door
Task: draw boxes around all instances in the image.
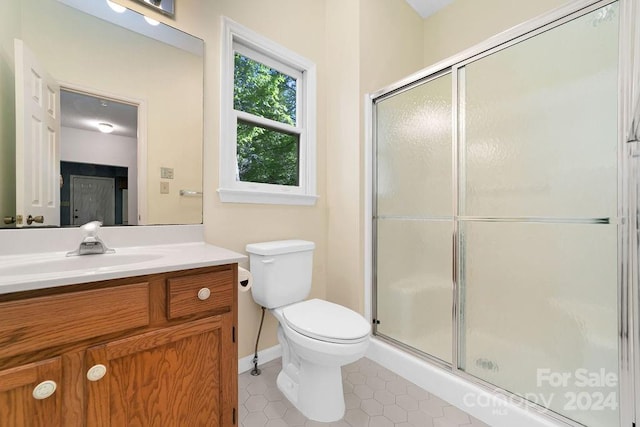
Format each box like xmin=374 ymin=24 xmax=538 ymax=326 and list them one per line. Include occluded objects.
xmin=0 ymin=357 xmax=62 ymax=426
xmin=86 ymin=316 xmax=234 ymax=427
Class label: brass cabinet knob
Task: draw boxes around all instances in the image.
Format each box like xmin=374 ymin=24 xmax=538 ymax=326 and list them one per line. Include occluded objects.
xmin=3 ymin=216 xmax=16 ymax=225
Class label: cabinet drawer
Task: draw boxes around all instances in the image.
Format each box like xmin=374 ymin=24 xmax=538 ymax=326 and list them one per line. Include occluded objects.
xmin=167 ymin=270 xmax=233 ymax=319
xmin=0 ymin=283 xmax=149 ymax=359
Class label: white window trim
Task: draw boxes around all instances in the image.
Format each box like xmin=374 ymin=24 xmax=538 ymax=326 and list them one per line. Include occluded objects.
xmin=219 ymin=17 xmax=318 ymax=206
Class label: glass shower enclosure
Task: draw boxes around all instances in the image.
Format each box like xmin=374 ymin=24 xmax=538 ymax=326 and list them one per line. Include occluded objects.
xmin=371 ymin=2 xmax=636 ymax=427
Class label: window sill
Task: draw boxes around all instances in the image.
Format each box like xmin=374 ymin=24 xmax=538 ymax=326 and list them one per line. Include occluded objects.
xmin=217 ymin=188 xmax=318 ymax=206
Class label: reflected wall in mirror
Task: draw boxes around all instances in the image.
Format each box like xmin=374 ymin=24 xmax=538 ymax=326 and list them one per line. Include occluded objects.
xmin=0 ymin=0 xmax=203 ymax=229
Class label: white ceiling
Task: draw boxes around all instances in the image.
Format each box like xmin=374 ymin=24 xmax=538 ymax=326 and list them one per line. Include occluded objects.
xmin=60 ymin=90 xmax=138 ymax=139
xmin=404 ymin=0 xmax=454 ymax=18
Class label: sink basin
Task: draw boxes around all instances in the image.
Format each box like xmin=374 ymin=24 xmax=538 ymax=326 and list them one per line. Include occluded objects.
xmin=0 ymin=253 xmax=164 ymax=276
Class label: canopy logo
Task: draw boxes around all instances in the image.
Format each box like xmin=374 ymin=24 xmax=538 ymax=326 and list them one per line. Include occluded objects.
xmin=462 ymin=369 xmax=618 ymax=416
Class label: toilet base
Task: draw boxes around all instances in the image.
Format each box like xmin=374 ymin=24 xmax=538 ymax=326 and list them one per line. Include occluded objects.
xmin=270 ymin=307 xmax=369 ymax=423
xmin=277 ymin=361 xmax=345 ymax=422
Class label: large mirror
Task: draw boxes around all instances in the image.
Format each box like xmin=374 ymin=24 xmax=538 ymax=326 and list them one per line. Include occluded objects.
xmin=0 ymin=0 xmax=203 ymax=228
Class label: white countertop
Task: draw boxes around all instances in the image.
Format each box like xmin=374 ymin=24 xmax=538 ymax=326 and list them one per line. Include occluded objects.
xmin=0 ymin=242 xmax=246 ymax=295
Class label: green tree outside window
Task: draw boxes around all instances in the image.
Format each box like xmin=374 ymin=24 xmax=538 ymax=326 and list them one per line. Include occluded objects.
xmin=234 ymin=54 xmax=299 ymax=186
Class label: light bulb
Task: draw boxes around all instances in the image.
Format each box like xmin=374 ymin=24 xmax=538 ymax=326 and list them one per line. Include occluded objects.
xmin=97 ymin=123 xmax=114 ymax=133
xmin=144 ymin=16 xmax=160 ymax=26
xmin=106 ymin=0 xmax=127 ymax=13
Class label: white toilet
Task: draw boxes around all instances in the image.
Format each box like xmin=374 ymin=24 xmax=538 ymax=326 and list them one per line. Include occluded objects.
xmin=246 ymin=240 xmax=371 ymax=422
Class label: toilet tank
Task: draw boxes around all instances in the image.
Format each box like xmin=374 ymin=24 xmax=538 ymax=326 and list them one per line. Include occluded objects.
xmin=246 ymin=240 xmax=315 ymax=309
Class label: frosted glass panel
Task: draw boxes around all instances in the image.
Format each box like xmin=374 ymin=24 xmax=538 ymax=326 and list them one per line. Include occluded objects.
xmin=376 ymin=219 xmax=452 ymax=363
xmin=462 ymin=4 xmax=619 ymax=218
xmin=376 ymin=74 xmax=452 ymax=217
xmin=373 ymin=4 xmax=623 ymax=426
xmin=461 ymin=222 xmax=619 ymax=427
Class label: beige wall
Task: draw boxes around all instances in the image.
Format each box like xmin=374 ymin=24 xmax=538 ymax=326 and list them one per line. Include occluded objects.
xmin=422 ymin=0 xmax=572 ymax=67
xmin=325 ymin=0 xmax=361 ymax=315
xmin=131 ymin=0 xmax=329 ymax=358
xmin=325 ymin=0 xmax=425 ymax=317
xmin=360 ymin=0 xmax=425 ymax=95
xmin=0 ymin=0 xmax=618 ymax=367
xmin=0 ymin=0 xmax=20 ymax=226
xmin=113 ymin=0 xmax=425 ymax=358
xmin=69 ymin=0 xmax=586 ymax=362
xmin=202 ymin=0 xmax=329 ymax=359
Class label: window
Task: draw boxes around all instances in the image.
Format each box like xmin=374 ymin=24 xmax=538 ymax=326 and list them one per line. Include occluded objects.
xmin=219 ymin=18 xmax=317 ymax=205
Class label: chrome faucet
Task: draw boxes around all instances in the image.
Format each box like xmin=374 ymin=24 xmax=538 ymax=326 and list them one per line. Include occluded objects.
xmin=66 ymin=221 xmax=115 ymax=256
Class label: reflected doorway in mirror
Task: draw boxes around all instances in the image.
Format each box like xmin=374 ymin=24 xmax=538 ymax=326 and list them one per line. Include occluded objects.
xmin=61 ymin=162 xmax=129 ymax=227
xmin=60 ymin=88 xmax=141 ymax=226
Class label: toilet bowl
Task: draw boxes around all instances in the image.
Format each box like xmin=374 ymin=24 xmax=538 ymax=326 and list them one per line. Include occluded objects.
xmin=272 ymin=299 xmax=370 ymax=422
xmin=246 ymin=240 xmax=371 ymax=422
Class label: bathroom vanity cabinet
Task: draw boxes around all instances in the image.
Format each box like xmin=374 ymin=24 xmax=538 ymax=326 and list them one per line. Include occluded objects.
xmin=0 ymin=264 xmax=238 ymax=426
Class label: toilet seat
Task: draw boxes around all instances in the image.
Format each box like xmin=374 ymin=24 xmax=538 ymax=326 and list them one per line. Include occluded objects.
xmin=282 ymin=299 xmax=371 ymax=344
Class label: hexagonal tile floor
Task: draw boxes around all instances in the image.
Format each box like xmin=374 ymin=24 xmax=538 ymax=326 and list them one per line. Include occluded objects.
xmin=239 ymin=357 xmax=489 ymax=427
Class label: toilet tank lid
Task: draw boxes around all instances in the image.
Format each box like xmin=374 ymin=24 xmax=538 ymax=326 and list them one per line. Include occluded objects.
xmin=246 ymin=240 xmax=315 ymax=256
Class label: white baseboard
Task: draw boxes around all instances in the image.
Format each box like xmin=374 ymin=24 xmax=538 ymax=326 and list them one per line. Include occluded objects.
xmin=367 ymin=338 xmax=562 ymax=427
xmin=238 ymin=345 xmax=282 ymax=374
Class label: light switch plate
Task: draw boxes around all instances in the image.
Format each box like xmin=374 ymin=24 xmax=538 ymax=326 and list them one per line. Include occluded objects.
xmin=160 ymin=167 xmax=174 ymax=179
xmin=160 ymin=182 xmax=170 ymax=194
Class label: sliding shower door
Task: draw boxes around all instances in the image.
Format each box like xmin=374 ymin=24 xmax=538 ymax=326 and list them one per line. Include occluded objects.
xmin=458 ymin=5 xmax=620 ymax=427
xmin=373 ymin=2 xmax=625 ymax=427
xmin=375 ymin=72 xmax=453 ymax=364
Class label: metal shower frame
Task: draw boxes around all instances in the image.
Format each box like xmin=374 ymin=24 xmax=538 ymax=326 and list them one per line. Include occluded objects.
xmin=366 ymin=1 xmax=640 ymax=426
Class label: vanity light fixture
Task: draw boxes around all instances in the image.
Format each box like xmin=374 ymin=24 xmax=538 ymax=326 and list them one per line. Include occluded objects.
xmin=106 ymin=0 xmax=127 ymax=13
xmin=144 ymin=16 xmax=160 ymax=26
xmin=97 ymin=123 xmax=114 ymax=133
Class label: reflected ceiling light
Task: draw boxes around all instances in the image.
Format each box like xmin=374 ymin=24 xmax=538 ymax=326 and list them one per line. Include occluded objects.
xmin=106 ymin=0 xmax=127 ymax=13
xmin=97 ymin=123 xmax=114 ymax=133
xmin=144 ymin=16 xmax=160 ymax=26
